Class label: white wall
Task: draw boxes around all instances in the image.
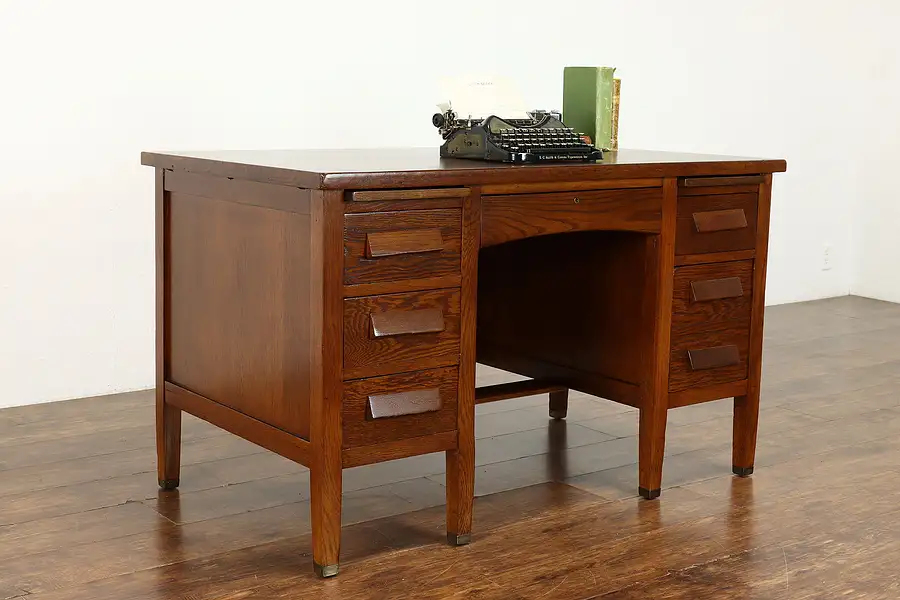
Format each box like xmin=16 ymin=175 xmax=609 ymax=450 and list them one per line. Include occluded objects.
xmin=0 ymin=0 xmax=886 ymax=408
xmin=849 ymin=2 xmax=900 ymax=303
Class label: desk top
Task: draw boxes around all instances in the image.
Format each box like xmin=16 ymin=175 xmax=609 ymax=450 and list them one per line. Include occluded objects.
xmin=141 ymin=147 xmax=787 ymax=190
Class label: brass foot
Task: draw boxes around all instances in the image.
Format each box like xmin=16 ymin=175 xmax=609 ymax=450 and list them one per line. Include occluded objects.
xmin=447 ymin=533 xmax=471 ymax=546
xmin=158 ymin=478 xmax=180 ymax=490
xmin=313 ymin=562 xmax=340 ymax=578
xmin=733 ymin=465 xmax=754 ymax=477
xmin=638 ymin=487 xmax=661 ymax=500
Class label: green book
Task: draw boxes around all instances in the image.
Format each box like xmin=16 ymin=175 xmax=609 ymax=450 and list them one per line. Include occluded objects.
xmin=562 ymin=66 xmax=617 ymax=150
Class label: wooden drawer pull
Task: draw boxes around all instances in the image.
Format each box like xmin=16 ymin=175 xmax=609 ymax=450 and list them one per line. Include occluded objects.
xmin=688 ymin=345 xmax=741 ymax=371
xmin=365 ymin=229 xmax=443 ymax=259
xmin=690 ymin=277 xmax=744 ymax=302
xmin=367 ymin=388 xmax=442 ymax=419
xmin=693 ymin=209 xmax=748 ymax=233
xmin=370 ymin=308 xmax=445 ymax=338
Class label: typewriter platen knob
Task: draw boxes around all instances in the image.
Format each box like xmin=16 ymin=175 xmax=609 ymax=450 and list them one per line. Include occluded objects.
xmin=432 ymin=113 xmax=446 ymax=128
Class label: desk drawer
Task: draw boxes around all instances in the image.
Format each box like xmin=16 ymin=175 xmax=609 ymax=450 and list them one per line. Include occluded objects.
xmin=343 ymin=288 xmax=461 ymax=379
xmin=669 ymin=319 xmax=750 ymax=392
xmin=672 ymin=260 xmax=754 ymax=327
xmin=344 ymin=209 xmax=462 ymax=285
xmin=342 ymin=367 xmax=458 ymax=450
xmin=676 ymin=193 xmax=758 ymax=255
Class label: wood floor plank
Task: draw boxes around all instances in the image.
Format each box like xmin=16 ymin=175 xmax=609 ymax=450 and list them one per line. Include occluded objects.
xmin=3 ymin=296 xmax=900 ymax=599
xmin=0 ymin=433 xmax=267 ymax=498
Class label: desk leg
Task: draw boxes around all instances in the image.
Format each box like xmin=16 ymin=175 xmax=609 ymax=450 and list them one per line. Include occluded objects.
xmin=549 ymin=389 xmax=569 ymax=420
xmin=156 ymin=398 xmax=181 ymax=490
xmin=155 ymin=168 xmax=181 ymax=491
xmin=447 ymin=190 xmax=479 ymax=545
xmin=310 ymin=190 xmax=343 ymax=577
xmin=733 ymin=393 xmax=759 ymax=476
xmin=733 ymin=174 xmax=772 ymax=477
xmin=310 ymin=459 xmax=342 ymax=577
xmin=639 ymin=178 xmax=677 ymax=500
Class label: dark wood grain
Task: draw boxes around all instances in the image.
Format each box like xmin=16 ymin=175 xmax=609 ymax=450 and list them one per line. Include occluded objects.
xmin=548 ymin=388 xmax=569 ymax=419
xmin=165 ymin=383 xmax=310 ymax=465
xmin=351 ymin=188 xmax=470 ymax=202
xmin=668 ymin=379 xmax=749 ymax=408
xmin=477 ymin=231 xmax=649 ymax=392
xmin=692 ymin=208 xmax=749 ymax=233
xmin=155 ymin=168 xmax=181 ymax=490
xmin=342 ymin=431 xmax=458 ymax=468
xmin=446 ymin=189 xmax=480 ymax=545
xmin=141 ymin=148 xmax=786 ymax=190
xmin=674 ymin=249 xmax=755 ymax=265
xmin=308 ymin=190 xmax=345 ymax=576
xmin=678 ymin=184 xmax=760 ymax=197
xmin=690 ymin=276 xmax=744 ymax=302
xmin=369 ymin=307 xmax=445 ymax=338
xmin=342 ymin=275 xmax=461 ymax=298
xmin=365 ymin=229 xmax=444 ymax=259
xmin=343 ymin=289 xmax=461 ymax=380
xmin=343 ymin=210 xmax=461 ymax=285
xmin=481 ymin=187 xmax=662 ymax=247
xmin=342 ymin=368 xmax=458 ymax=449
xmin=687 ymin=345 xmax=741 ymax=370
xmin=474 ymin=380 xmax=568 ymax=404
xmin=164 ymin=170 xmax=311 ymax=214
xmin=669 ymin=320 xmax=750 ymax=392
xmin=676 ymin=193 xmax=758 ymax=255
xmin=167 ymin=192 xmax=312 ymax=439
xmin=638 ymin=177 xmax=678 ymax=498
xmin=481 ymin=178 xmax=663 ymax=195
xmin=672 ymin=261 xmax=754 ymax=326
xmin=682 ymin=175 xmax=764 ymax=187
xmin=734 ymin=175 xmax=774 ymax=475
xmin=343 ymin=196 xmax=464 ymax=213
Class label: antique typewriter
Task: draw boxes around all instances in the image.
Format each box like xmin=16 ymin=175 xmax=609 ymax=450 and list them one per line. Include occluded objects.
xmin=432 ymin=108 xmax=603 ymax=164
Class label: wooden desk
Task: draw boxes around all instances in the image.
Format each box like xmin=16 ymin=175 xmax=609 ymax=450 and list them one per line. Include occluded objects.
xmin=141 ymin=148 xmax=787 ymax=577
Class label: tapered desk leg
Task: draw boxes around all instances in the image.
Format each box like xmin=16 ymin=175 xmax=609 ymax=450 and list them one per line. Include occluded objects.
xmin=311 ymin=459 xmax=342 ymax=577
xmin=639 ymin=178 xmax=677 ymax=500
xmin=155 ymin=168 xmax=181 ymax=491
xmin=549 ymin=389 xmax=569 ymax=420
xmin=156 ymin=398 xmax=182 ymax=490
xmin=733 ymin=174 xmax=772 ymax=478
xmin=733 ymin=394 xmax=759 ymax=476
xmin=447 ymin=190 xmax=479 ymax=545
xmin=310 ymin=190 xmax=344 ymax=577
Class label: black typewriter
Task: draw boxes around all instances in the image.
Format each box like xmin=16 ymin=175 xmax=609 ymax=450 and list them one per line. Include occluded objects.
xmin=432 ymin=108 xmax=603 ymax=164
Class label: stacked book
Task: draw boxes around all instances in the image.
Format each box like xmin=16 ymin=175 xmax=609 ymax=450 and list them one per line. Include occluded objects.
xmin=562 ymin=66 xmax=621 ymax=151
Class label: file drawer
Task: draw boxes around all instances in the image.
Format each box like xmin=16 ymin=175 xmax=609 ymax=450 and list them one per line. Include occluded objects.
xmin=342 ymin=366 xmax=458 ymax=450
xmin=343 ymin=288 xmax=461 ymax=379
xmin=676 ymin=193 xmax=758 ymax=255
xmin=343 ymin=209 xmax=462 ymax=285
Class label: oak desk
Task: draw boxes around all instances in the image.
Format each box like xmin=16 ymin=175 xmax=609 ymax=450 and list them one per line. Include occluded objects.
xmin=141 ymin=148 xmax=786 ymax=577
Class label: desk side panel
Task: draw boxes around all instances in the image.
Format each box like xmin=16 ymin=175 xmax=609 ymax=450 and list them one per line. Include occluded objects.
xmin=167 ymin=185 xmax=312 ymax=439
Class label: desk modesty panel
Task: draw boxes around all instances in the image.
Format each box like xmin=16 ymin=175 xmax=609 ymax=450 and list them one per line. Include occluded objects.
xmin=141 ymin=148 xmax=786 ymax=577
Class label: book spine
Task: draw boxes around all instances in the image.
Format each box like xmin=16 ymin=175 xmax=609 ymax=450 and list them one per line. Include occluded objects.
xmin=594 ymin=67 xmax=616 ymax=150
xmin=610 ymin=78 xmax=621 ymax=151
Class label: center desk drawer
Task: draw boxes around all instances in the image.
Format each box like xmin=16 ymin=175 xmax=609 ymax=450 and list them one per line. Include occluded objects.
xmin=343 ymin=288 xmax=461 ymax=379
xmin=344 ymin=209 xmax=462 ymax=285
xmin=342 ymin=367 xmax=458 ymax=450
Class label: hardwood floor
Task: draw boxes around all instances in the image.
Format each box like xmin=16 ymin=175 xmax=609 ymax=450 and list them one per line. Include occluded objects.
xmin=2 ymin=295 xmax=900 ymax=599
